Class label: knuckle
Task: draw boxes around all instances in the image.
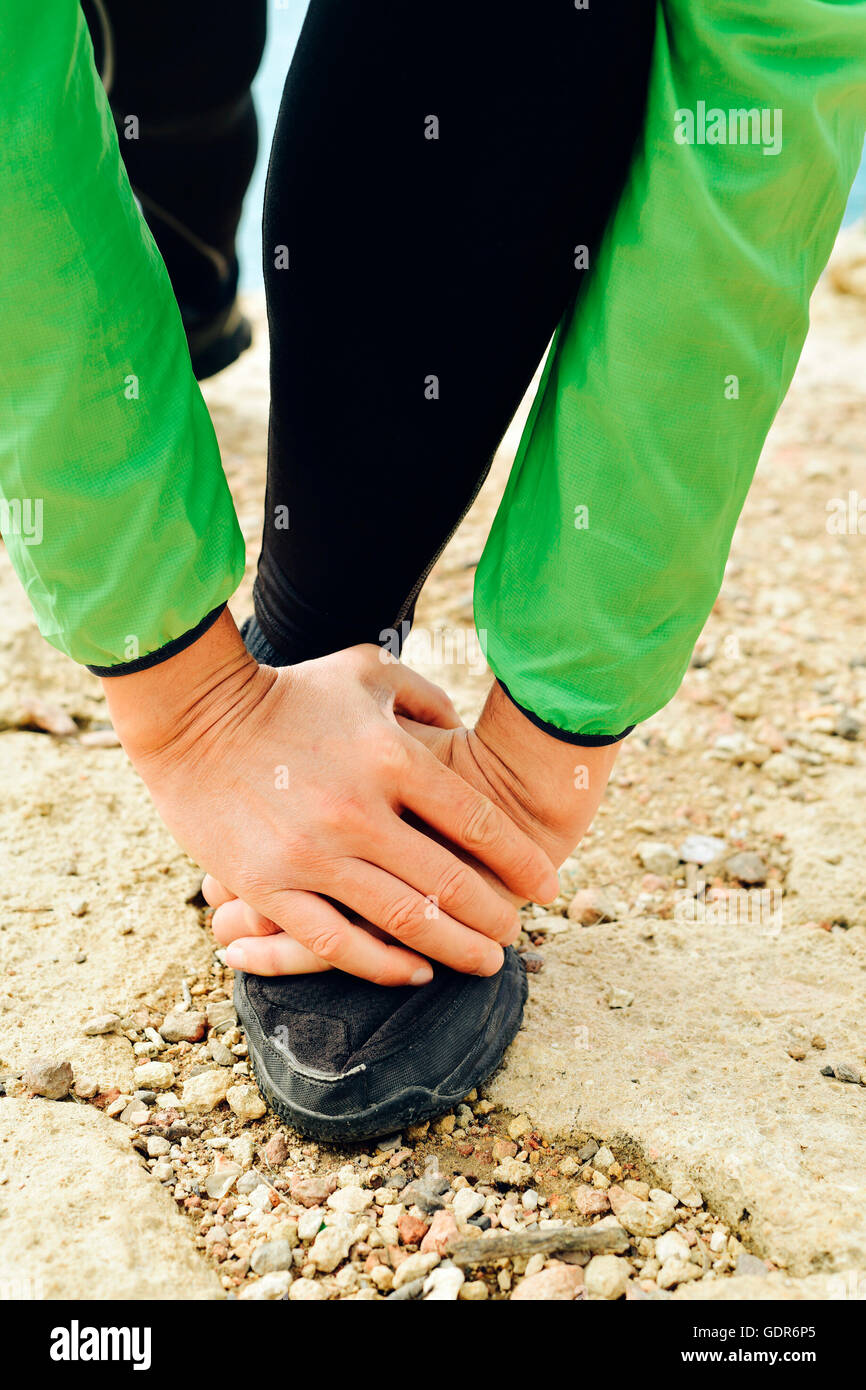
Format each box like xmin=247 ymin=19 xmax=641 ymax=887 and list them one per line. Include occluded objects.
xmin=282 ymin=833 xmax=314 ymax=867
xmin=487 ymin=901 xmax=519 ymax=945
xmin=383 ymin=894 xmax=421 ymax=940
xmin=501 ymin=913 xmax=521 ymax=946
xmin=305 ymin=926 xmax=345 ymax=962
xmin=344 ymin=642 xmax=385 ymax=680
xmin=372 ymin=727 xmax=410 ymax=780
xmin=460 ymin=797 xmax=499 ymax=850
xmin=315 ymin=789 xmax=365 ymax=835
xmin=340 ymin=643 xmax=370 ymax=667
xmin=435 ymin=859 xmax=471 ymax=909
xmin=237 ymin=869 xmax=278 ymax=907
xmin=513 ymin=844 xmax=545 ymax=889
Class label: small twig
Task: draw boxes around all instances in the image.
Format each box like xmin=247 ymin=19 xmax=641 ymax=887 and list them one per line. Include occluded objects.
xmin=449 ymin=1222 xmax=628 ymax=1268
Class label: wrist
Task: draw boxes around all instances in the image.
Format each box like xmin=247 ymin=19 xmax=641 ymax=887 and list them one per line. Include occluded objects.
xmin=101 ymin=608 xmax=274 ymax=762
xmin=473 ymin=681 xmax=620 ymax=847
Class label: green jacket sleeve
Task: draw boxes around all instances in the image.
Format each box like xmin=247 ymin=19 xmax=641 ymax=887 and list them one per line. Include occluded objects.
xmin=0 ymin=3 xmax=245 ymax=670
xmin=475 ymin=0 xmax=866 ymax=739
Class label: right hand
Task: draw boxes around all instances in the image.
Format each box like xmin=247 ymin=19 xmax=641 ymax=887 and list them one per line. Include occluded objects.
xmin=102 ymin=611 xmax=559 ymax=985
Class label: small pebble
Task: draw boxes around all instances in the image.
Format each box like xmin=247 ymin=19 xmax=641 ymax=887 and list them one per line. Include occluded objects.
xmin=585 ymin=1254 xmax=630 ymax=1300
xmin=206 ymin=1000 xmax=238 ymax=1033
xmin=393 ymin=1252 xmax=440 ymax=1290
xmin=291 ymin=1175 xmax=334 ymax=1208
xmin=567 ymin=888 xmax=617 ymax=926
xmin=265 ymin=1133 xmax=290 ymax=1168
xmin=512 ymin=1262 xmax=584 ymax=1301
xmin=133 ymin=1061 xmax=174 ymax=1092
xmin=658 ymin=1258 xmax=702 ymax=1290
xmin=160 ymin=1010 xmax=207 ymax=1044
xmin=327 ymin=1186 xmax=374 ymax=1215
xmin=288 ymin=1278 xmax=325 ymax=1301
xmin=82 ymin=1014 xmax=120 ymax=1036
xmin=453 ymin=1188 xmax=485 ymax=1224
xmin=459 ymin=1280 xmax=489 ymax=1301
xmin=592 ymin=1145 xmax=615 ymax=1170
xmin=492 ymin=1158 xmax=532 ymax=1189
xmin=835 ymin=1062 xmax=862 ymax=1085
xmin=23 ymin=1058 xmax=73 ymax=1100
xmin=833 ymin=710 xmax=861 ymax=740
xmin=297 ymin=1208 xmax=325 ymax=1242
xmin=423 ymin=1263 xmax=465 ymax=1301
xmin=678 ymin=834 xmax=728 ymax=864
xmin=225 ymin=1083 xmax=267 ymax=1123
xmin=180 ymin=1070 xmax=231 ymax=1112
xmin=240 ymin=1271 xmax=292 ymax=1300
xmin=402 ymin=1175 xmax=451 ymax=1214
xmin=251 ymin=1240 xmax=294 ymax=1275
xmin=636 ymin=841 xmax=679 ymax=876
xmin=725 ymin=851 xmax=768 ymax=884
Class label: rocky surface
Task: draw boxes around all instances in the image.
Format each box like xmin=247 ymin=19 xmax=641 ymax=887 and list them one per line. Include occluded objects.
xmin=0 ymin=252 xmax=864 ymax=1300
xmin=0 ymin=1100 xmax=220 ymax=1299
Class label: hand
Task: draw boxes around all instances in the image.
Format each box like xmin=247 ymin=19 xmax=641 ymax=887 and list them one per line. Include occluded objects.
xmin=102 ymin=612 xmax=560 ymax=985
xmin=207 ymin=678 xmax=621 ymax=972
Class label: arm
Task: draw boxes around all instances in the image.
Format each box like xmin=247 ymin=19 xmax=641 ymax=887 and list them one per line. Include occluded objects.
xmin=0 ymin=4 xmax=244 ymax=669
xmin=474 ymin=0 xmax=866 ymax=739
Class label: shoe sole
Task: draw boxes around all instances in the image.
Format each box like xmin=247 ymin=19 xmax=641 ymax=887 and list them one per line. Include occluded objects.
xmin=237 ymin=961 xmax=528 ymax=1144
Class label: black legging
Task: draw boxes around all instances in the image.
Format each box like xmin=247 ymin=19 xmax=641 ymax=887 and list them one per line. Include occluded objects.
xmin=94 ymin=0 xmax=656 ymax=670
xmin=84 ymin=0 xmax=266 ymax=313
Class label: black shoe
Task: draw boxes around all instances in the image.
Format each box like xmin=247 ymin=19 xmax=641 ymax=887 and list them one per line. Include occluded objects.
xmin=234 ymin=949 xmax=528 ymax=1143
xmin=184 ymin=296 xmax=252 ymax=381
xmin=134 ymin=202 xmax=252 ymax=381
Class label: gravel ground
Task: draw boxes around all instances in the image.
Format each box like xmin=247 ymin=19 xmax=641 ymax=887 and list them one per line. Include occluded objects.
xmin=8 ymin=984 xmax=758 ymax=1301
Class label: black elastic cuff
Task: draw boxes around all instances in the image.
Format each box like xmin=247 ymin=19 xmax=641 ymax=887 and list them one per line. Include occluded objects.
xmin=496 ymin=680 xmax=633 ymax=747
xmin=86 ymin=604 xmax=227 ymax=677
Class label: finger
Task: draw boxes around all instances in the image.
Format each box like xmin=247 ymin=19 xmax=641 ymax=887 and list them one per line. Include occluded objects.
xmin=225 ymin=932 xmax=335 ymax=976
xmin=400 ymin=741 xmax=560 ymax=904
xmin=244 ymin=887 xmax=435 ymax=986
xmin=211 ymin=898 xmax=281 ymax=947
xmin=331 ymin=861 xmax=505 ymax=976
xmin=202 ymin=874 xmax=236 ymax=909
xmin=214 ymin=898 xmax=335 ymax=974
xmin=395 ymin=715 xmax=451 ymax=753
xmin=376 ymin=653 xmax=464 ymax=729
xmin=367 ymin=819 xmax=520 ymax=945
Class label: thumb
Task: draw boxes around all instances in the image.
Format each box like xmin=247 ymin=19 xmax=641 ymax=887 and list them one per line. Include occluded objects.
xmin=379 ymin=655 xmax=464 ymax=729
xmin=396 ymin=714 xmax=455 ymax=761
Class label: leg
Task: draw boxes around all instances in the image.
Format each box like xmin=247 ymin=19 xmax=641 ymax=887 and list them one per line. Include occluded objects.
xmin=219 ymin=2 xmax=658 ymax=1142
xmin=83 ymin=0 xmax=266 ymax=377
xmin=250 ymin=0 xmax=656 ymax=665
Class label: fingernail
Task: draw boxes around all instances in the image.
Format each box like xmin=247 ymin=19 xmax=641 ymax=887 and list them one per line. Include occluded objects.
xmin=539 ymin=871 xmax=561 ymax=904
xmin=410 ymin=965 xmax=433 ymax=986
xmin=226 ymin=945 xmax=246 ymax=970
